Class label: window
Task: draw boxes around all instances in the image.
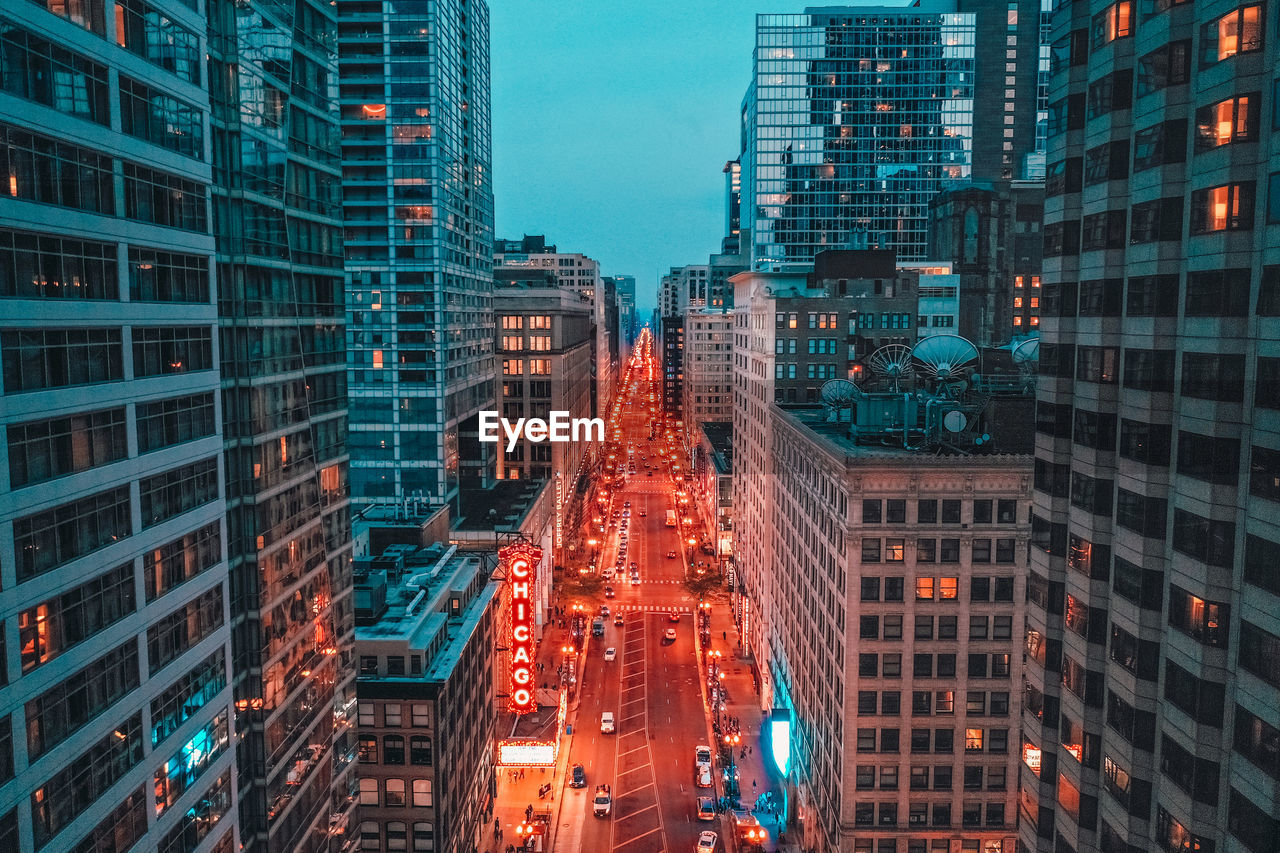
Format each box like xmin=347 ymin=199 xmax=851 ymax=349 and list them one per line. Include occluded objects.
xmin=410 ymin=737 xmax=432 ymax=765
xmin=0 ymin=228 xmax=118 ymax=300
xmin=1201 ymin=4 xmax=1264 ymax=64
xmin=136 ymin=393 xmax=217 ymax=453
xmin=885 ymin=539 xmax=905 ymax=562
xmin=1191 ymin=182 xmax=1256 ymax=233
xmin=31 ymin=714 xmax=145 ymax=847
xmin=939 ymin=577 xmax=958 ymax=600
xmin=939 ymin=539 xmax=960 ymax=562
xmin=385 ymin=779 xmax=406 ymax=807
xmin=917 ymin=500 xmax=937 ymax=524
xmin=24 ymin=641 xmax=138 ymax=758
xmin=146 ymin=585 xmax=223 ymax=675
xmin=1129 ymin=197 xmax=1184 ymax=244
xmin=132 ymin=326 xmax=214 ymax=376
xmin=1185 ymin=268 xmax=1251 ymax=317
xmin=972 ymin=539 xmax=991 ymax=563
xmin=1240 ymin=621 xmax=1280 ymax=689
xmin=1088 ymin=69 xmax=1133 ymax=119
xmin=12 ymin=485 xmax=132 ymax=581
xmin=861 ymin=578 xmax=880 ymax=601
xmin=1271 ymin=172 xmax=1280 ymax=224
xmin=1133 ymin=121 xmax=1187 ymax=176
xmin=938 ymin=616 xmax=957 ymax=640
xmin=2 ymin=327 xmax=122 ymax=393
xmin=139 ymin=458 xmax=218 ymax=528
xmin=358 ymin=777 xmax=378 ymax=805
xmin=1137 ymin=42 xmax=1191 ymax=95
xmin=1091 ymin=1 xmax=1132 ymax=46
xmin=122 ymin=163 xmax=208 ymax=232
xmin=6 ymin=408 xmax=127 ymax=488
xmin=115 ymin=0 xmax=200 ymax=82
xmin=885 ymin=578 xmax=904 ymax=601
xmin=886 ymin=499 xmax=906 ymax=523
xmin=1123 ymin=348 xmax=1174 ymax=392
xmin=1196 ymin=93 xmax=1258 ymax=150
xmin=0 ymin=25 xmax=109 ymax=123
xmin=150 ymin=649 xmax=225 ymax=748
xmin=1165 ymin=660 xmax=1225 ymax=725
xmin=1116 ymin=489 xmax=1168 ymax=538
xmin=118 ymin=77 xmax=204 ymax=158
xmin=1160 ymin=735 xmax=1220 ymax=805
xmin=863 ymin=499 xmax=882 ymax=523
xmin=1233 ymin=704 xmax=1280 ymax=781
xmin=18 ymin=562 xmax=135 ymax=673
xmin=917 ymin=538 xmax=936 ymax=562
xmin=1177 ymin=432 xmax=1240 ymax=486
xmin=861 ymin=539 xmax=882 ymax=562
xmin=916 ymin=578 xmax=934 ymax=600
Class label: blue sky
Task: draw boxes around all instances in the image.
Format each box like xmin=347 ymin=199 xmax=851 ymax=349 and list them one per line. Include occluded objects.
xmin=489 ymin=1 xmax=759 ymax=313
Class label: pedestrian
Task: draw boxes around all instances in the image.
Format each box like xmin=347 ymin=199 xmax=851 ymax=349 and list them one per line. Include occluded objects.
xmin=753 ymin=779 xmax=758 ymax=789
xmin=723 ymin=630 xmax=727 ymax=640
xmin=519 ymin=768 xmax=525 ymax=780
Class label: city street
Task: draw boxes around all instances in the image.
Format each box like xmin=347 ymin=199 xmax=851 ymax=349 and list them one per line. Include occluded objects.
xmin=558 ymin=339 xmax=728 ymax=853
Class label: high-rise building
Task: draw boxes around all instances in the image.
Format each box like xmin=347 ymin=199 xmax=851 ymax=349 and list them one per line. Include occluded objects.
xmin=0 ymin=5 xmax=238 ymax=852
xmin=340 ymin=0 xmax=496 ymax=509
xmin=605 ymin=274 xmax=637 ymax=363
xmin=766 ymin=406 xmax=1032 ymax=853
xmin=1024 ymin=0 xmax=1280 ymax=851
xmin=682 ymin=311 xmax=735 ymax=447
xmin=493 ymin=241 xmax=613 ymax=418
xmin=723 ymin=159 xmax=743 ymax=255
xmin=207 ymin=0 xmax=356 ymax=848
xmin=492 ymin=270 xmax=594 ymax=494
xmin=740 ymin=1 xmax=1045 ymax=268
xmin=352 ymin=542 xmax=498 ymax=853
xmin=927 ymin=181 xmax=1046 ymax=346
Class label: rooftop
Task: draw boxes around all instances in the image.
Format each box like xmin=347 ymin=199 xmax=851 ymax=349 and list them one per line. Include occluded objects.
xmin=454 ymin=480 xmax=549 ymax=532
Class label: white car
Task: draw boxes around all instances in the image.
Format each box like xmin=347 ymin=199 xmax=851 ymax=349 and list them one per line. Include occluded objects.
xmin=600 ymin=711 xmax=615 ymax=734
xmin=604 ymin=647 xmax=617 ymax=662
xmin=696 ymin=831 xmax=718 ymax=852
xmin=695 ymin=764 xmax=713 ymax=788
xmin=663 ymin=628 xmax=677 ymax=643
xmin=695 ymin=745 xmax=712 ymax=766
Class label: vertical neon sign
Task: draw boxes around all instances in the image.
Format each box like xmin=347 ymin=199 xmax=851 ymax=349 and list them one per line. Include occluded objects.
xmin=502 ymin=542 xmax=542 ymax=714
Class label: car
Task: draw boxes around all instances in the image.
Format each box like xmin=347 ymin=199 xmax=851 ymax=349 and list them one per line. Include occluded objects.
xmin=669 ymin=612 xmax=681 ymax=623
xmin=696 ymin=831 xmax=718 ymax=852
xmin=600 ymin=712 xmax=615 ymax=733
xmin=667 ymin=551 xmax=677 ymax=559
xmin=614 ymin=615 xmax=624 ymax=626
xmin=695 ymin=764 xmax=713 ymax=788
xmin=663 ymin=628 xmax=677 ymax=643
xmin=570 ymin=764 xmax=587 ymax=788
xmin=695 ymin=745 xmax=712 ymax=766
xmin=593 ymin=784 xmax=612 ymax=817
xmin=630 ymin=574 xmax=641 ymax=585
xmin=604 ymin=647 xmax=616 ymax=662
xmin=639 ymin=510 xmax=647 ymax=516
xmin=697 ymin=797 xmax=716 ymax=821
xmin=600 ymin=604 xmax=609 ymax=616
xmin=623 ymin=500 xmax=631 ymax=508
xmin=604 ymin=586 xmax=615 ymax=598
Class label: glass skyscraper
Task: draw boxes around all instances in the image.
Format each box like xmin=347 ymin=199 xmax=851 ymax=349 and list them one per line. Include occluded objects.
xmin=1023 ymin=0 xmax=1280 ymax=851
xmin=742 ymin=1 xmax=1046 ymax=267
xmin=339 ymin=0 xmax=495 ymax=510
xmin=206 ymin=0 xmax=356 ymax=849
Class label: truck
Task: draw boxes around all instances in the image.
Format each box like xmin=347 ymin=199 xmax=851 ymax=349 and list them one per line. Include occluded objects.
xmin=665 ymin=509 xmax=677 ymax=527
xmin=593 ymin=784 xmax=612 ymax=817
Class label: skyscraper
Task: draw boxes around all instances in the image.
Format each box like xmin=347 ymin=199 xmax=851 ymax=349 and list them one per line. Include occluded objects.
xmin=0 ymin=2 xmax=237 ymax=851
xmin=206 ymin=0 xmax=355 ymax=848
xmin=741 ymin=1 xmax=1045 ymax=268
xmin=1023 ymin=1 xmax=1279 ymax=852
xmin=340 ymin=0 xmax=495 ymax=509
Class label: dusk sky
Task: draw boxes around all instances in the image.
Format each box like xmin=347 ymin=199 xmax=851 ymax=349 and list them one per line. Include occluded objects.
xmin=490 ymin=1 xmax=760 ymax=314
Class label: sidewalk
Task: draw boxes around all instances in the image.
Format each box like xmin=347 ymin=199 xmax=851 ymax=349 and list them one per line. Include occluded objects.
xmin=702 ymin=610 xmax=791 ymax=853
xmin=478 ymin=613 xmax=584 ymax=853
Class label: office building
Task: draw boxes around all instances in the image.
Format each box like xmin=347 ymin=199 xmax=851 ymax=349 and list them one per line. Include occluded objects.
xmin=493 ymin=269 xmax=594 ymax=501
xmin=340 ymin=0 xmax=496 ymax=509
xmin=767 ymin=406 xmax=1031 ymax=853
xmin=0 ymin=4 xmax=238 ymax=851
xmin=740 ymin=1 xmax=1045 ymax=268
xmin=208 ymin=0 xmax=357 ymax=847
xmin=1023 ymin=0 xmax=1280 ymax=851
xmin=494 ymin=240 xmax=613 ymax=419
xmin=692 ymin=422 xmax=735 ymax=565
xmin=927 ymin=181 xmax=1046 ymax=346
xmin=724 ymin=159 xmax=744 ymax=255
xmin=683 ymin=310 xmax=735 ymax=447
xmin=353 ymin=543 xmax=499 ymax=853
xmin=605 ymin=275 xmax=637 ymax=364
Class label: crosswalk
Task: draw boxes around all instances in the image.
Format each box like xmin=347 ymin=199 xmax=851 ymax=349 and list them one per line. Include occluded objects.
xmin=611 ymin=604 xmax=694 ymax=613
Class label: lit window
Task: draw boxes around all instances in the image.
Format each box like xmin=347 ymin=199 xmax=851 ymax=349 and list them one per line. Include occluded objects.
xmin=362 ymin=104 xmax=386 ymax=119
xmin=1014 ymin=297 xmax=1024 ymax=308
xmin=1195 ymin=94 xmax=1256 ymax=149
xmin=372 ymin=350 xmax=383 ymax=369
xmin=1029 ymin=316 xmax=1039 ymax=326
xmin=1031 ymin=276 xmax=1041 ymax=288
xmin=1203 ymin=5 xmax=1263 ymax=63
xmin=1013 ymin=316 xmax=1023 ymax=326
xmin=940 ymin=577 xmax=959 ymax=599
xmin=966 ymin=728 xmax=985 ymax=751
xmin=1015 ymin=276 xmax=1024 ymax=288
xmin=916 ymin=578 xmax=935 ymax=600
xmin=1192 ymin=182 xmax=1255 ymax=233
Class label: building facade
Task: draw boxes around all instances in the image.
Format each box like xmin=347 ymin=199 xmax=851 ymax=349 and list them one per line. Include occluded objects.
xmin=741 ymin=1 xmax=1045 ymax=268
xmin=493 ymin=241 xmax=613 ymax=419
xmin=340 ymin=0 xmax=496 ymax=508
xmin=353 ymin=543 xmax=498 ymax=853
xmin=927 ymin=182 xmax=1046 ymax=346
xmin=0 ymin=4 xmax=238 ymax=851
xmin=683 ymin=310 xmax=735 ymax=448
xmin=493 ymin=272 xmax=594 ymax=497
xmin=1024 ymin=0 xmax=1280 ymax=851
xmin=768 ymin=407 xmax=1031 ymax=853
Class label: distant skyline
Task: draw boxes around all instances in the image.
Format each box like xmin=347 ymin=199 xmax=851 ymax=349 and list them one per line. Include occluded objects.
xmin=490 ymin=1 xmax=758 ymax=314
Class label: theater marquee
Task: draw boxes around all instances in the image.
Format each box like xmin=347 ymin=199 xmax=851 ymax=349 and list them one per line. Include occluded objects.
xmin=502 ymin=541 xmax=541 ymax=715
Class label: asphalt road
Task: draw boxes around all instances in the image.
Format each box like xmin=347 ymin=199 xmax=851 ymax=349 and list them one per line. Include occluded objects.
xmin=560 ymin=346 xmax=717 ymax=853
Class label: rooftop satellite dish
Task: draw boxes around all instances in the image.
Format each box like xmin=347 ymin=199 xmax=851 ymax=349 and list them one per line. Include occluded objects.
xmin=866 ymin=344 xmax=915 ymax=391
xmin=1012 ymin=337 xmax=1040 ymax=366
xmin=820 ymin=378 xmax=859 ymax=408
xmin=911 ymin=334 xmax=981 ymax=382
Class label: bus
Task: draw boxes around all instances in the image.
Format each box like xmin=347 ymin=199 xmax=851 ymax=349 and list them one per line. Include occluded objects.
xmin=665 ymin=510 xmax=676 ymax=527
